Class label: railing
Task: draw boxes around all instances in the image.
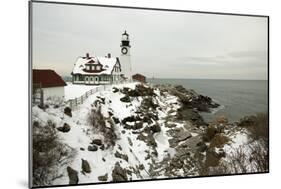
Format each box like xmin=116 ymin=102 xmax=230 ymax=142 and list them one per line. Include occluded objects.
xmin=66 ymin=80 xmax=132 ymax=110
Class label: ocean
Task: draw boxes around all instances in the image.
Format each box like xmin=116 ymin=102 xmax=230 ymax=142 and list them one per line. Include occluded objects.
xmin=148 ymin=78 xmax=268 ymax=123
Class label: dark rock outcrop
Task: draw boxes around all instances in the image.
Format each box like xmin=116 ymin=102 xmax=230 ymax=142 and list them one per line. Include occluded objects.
xmin=121 ymin=84 xmax=155 ymax=97
xmin=81 ymin=159 xmax=91 ymax=173
xmin=112 ymin=117 xmax=120 ymax=124
xmin=113 ymin=87 xmax=119 ymax=93
xmin=100 ymin=144 xmax=105 ymax=150
xmin=169 ymin=85 xmax=219 ymax=113
xmin=57 ymin=123 xmax=71 ymax=133
xmin=177 ymin=108 xmax=207 ymax=126
xmin=98 ymin=173 xmax=108 ymax=181
xmin=92 ymin=139 xmax=102 ymax=146
xmin=112 ymin=162 xmax=128 ymax=182
xmin=88 ymin=145 xmax=98 ymax=152
xmin=122 ymin=115 xmax=141 ymax=124
xmin=114 ymin=151 xmax=129 ymax=162
xmin=141 ymin=97 xmax=158 ymax=110
xmin=150 ymin=124 xmax=161 ymax=133
xmin=238 ymin=115 xmax=257 ymax=127
xmin=67 ymin=166 xmax=79 ymax=185
xmin=120 ymin=95 xmax=131 ymax=103
xmin=196 ymin=141 xmax=208 ymax=152
xmin=64 ymin=107 xmax=72 ymax=117
xmin=127 ymin=137 xmax=133 ymax=146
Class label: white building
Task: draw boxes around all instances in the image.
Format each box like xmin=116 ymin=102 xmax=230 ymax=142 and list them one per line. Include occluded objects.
xmin=33 ymin=69 xmax=66 ymax=100
xmin=71 ymin=31 xmax=132 ymax=85
xmin=71 ymin=53 xmax=122 ymax=85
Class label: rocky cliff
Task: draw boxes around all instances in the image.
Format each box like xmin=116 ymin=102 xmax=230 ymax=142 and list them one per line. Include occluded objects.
xmin=32 ymin=82 xmax=268 ymax=187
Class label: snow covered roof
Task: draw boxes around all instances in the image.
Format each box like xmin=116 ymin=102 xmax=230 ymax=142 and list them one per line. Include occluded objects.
xmin=72 ymin=56 xmax=119 ymax=75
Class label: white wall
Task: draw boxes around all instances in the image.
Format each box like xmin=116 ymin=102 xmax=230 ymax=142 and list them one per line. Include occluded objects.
xmin=42 ymin=86 xmax=65 ymax=100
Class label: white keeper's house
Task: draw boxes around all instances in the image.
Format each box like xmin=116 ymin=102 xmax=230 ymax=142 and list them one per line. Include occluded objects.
xmin=71 ymin=31 xmax=132 ymax=85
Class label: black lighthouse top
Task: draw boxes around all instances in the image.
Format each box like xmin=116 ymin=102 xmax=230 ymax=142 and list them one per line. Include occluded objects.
xmin=121 ymin=30 xmax=130 ymax=47
xmin=122 ymin=30 xmax=129 ymax=36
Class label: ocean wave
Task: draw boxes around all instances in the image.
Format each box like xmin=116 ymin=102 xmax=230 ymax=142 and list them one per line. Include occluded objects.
xmin=211 ymin=99 xmax=225 ymax=114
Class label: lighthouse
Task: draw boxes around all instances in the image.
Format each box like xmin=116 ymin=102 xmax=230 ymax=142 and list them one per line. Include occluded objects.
xmin=119 ymin=30 xmax=132 ymax=80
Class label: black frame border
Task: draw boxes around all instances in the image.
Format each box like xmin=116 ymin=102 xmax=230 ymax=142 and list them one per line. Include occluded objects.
xmin=28 ymin=0 xmax=270 ymax=188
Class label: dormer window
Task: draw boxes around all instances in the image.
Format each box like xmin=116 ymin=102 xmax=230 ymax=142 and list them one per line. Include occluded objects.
xmin=96 ymin=65 xmax=101 ymax=71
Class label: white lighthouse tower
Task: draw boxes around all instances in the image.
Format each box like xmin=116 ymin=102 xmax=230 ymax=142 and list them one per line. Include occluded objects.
xmin=120 ymin=31 xmax=132 ymax=80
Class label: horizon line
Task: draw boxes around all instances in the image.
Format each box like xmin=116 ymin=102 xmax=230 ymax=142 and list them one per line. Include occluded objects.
xmin=146 ymin=77 xmax=268 ymax=81
xmin=61 ymin=75 xmax=267 ymax=81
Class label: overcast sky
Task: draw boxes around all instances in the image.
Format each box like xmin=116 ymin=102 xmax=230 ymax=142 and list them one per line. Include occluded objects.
xmin=32 ymin=2 xmax=268 ymax=80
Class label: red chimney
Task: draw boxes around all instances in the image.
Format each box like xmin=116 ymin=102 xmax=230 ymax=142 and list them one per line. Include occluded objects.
xmin=108 ymin=53 xmax=111 ymax=58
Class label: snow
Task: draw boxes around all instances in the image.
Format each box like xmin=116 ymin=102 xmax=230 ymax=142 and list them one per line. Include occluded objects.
xmin=32 ymin=81 xmax=194 ymax=186
xmin=154 ymin=130 xmax=176 ymax=160
xmin=35 ymin=82 xmax=154 ymax=184
xmin=191 ymin=132 xmax=199 ymax=137
xmin=221 ymin=130 xmax=267 ymax=173
xmin=64 ymin=82 xmax=98 ymax=100
xmin=64 ymin=81 xmax=139 ymax=101
xmin=223 ymin=131 xmax=249 ymax=156
xmin=72 ymin=56 xmax=118 ymax=75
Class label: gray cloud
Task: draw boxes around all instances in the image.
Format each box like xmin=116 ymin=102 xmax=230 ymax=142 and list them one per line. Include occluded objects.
xmin=177 ymin=50 xmax=267 ymax=66
xmin=228 ymin=50 xmax=267 ymax=59
xmin=177 ymin=55 xmax=229 ymax=64
xmin=32 ymin=2 xmax=268 ymax=80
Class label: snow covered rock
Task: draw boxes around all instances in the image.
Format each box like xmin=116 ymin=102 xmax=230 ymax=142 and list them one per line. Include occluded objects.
xmin=32 ymin=82 xmax=265 ymax=186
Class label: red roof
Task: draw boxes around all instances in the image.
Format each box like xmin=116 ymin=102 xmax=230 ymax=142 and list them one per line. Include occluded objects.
xmin=33 ymin=69 xmax=66 ymax=88
xmin=132 ymin=73 xmax=146 ymax=78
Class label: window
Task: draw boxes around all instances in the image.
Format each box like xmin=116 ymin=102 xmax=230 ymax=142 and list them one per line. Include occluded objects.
xmin=96 ymin=65 xmax=100 ymax=71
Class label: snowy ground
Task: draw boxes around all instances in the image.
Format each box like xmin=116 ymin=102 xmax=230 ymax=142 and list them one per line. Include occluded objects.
xmin=64 ymin=82 xmax=139 ymax=100
xmin=222 ymin=130 xmax=266 ymax=173
xmin=33 ymin=82 xmax=182 ymax=185
xmin=33 ymin=82 xmax=267 ymax=186
xmin=64 ymin=82 xmax=98 ymax=100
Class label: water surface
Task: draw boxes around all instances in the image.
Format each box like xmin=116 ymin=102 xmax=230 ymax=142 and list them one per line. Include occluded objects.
xmin=148 ymin=78 xmax=268 ymax=122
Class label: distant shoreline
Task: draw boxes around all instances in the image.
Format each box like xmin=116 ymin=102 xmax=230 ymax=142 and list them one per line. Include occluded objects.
xmin=149 ymin=78 xmax=268 ymax=122
xmin=147 ymin=78 xmax=268 ymax=81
